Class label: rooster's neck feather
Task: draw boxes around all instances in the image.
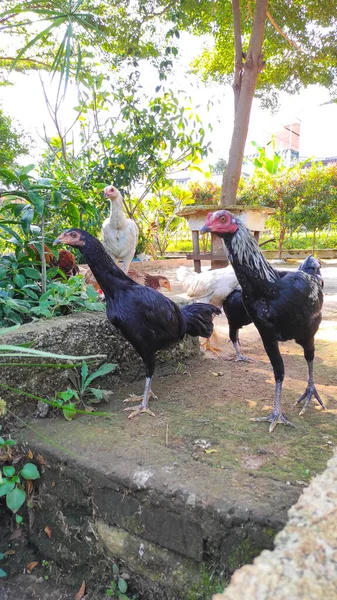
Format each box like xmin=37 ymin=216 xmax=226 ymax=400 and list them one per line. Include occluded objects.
xmin=224 ymin=222 xmax=278 ymax=284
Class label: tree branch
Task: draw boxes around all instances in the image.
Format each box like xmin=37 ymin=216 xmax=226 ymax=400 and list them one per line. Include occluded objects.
xmin=232 ymin=0 xmax=244 ymax=113
xmin=140 ymin=2 xmax=176 ymax=24
xmin=267 ymin=10 xmax=304 ymax=53
xmin=0 ymin=55 xmax=50 ymax=68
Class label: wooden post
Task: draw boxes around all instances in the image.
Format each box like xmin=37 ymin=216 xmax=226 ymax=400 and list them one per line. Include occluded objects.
xmin=211 ymin=233 xmax=229 ymax=270
xmin=192 ymin=230 xmax=201 ymax=273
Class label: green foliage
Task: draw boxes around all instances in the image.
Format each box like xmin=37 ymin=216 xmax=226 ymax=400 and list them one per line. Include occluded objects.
xmin=40 ymin=76 xmax=211 ymax=226
xmin=0 ymin=254 xmax=104 ymax=327
xmin=210 ymin=158 xmax=227 ymax=176
xmin=0 ymin=0 xmax=173 ymax=88
xmin=177 ymin=0 xmax=337 ymax=107
xmin=0 ymin=109 xmax=30 ymax=167
xmin=186 ymin=565 xmax=226 ymax=600
xmin=55 ymin=361 xmax=117 ymax=419
xmin=238 ymin=162 xmax=337 ymax=256
xmin=189 ymin=180 xmax=221 ymax=205
xmin=0 ymin=164 xmax=104 ymax=325
xmin=140 ymin=185 xmax=193 ymax=256
xmin=0 ymin=429 xmax=40 ymax=517
xmin=106 ymin=563 xmax=134 ymax=599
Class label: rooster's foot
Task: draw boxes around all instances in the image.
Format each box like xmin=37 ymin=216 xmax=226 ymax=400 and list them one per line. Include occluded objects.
xmin=123 ymin=391 xmax=158 ymax=404
xmin=201 ymin=339 xmax=222 ymax=356
xmin=294 ymin=385 xmax=326 ymax=415
xmin=124 ymin=406 xmax=156 ymax=419
xmin=235 ymin=353 xmax=253 ymax=362
xmin=251 ymin=412 xmax=295 ymax=433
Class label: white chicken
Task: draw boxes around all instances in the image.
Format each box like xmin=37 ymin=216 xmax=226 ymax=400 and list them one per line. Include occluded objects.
xmin=177 ymin=265 xmax=239 ymax=354
xmin=102 ymin=185 xmax=139 ymax=273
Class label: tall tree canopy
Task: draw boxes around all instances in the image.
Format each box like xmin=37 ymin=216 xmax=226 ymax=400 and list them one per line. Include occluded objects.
xmin=1 ymin=0 xmax=337 ymax=204
xmin=0 ymin=108 xmax=30 ymax=166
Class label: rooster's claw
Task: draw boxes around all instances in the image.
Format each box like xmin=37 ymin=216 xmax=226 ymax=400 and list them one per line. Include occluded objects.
xmin=294 ymin=384 xmax=326 ymax=415
xmin=251 ymin=412 xmax=295 ymax=433
xmin=124 ymin=406 xmax=156 ymax=419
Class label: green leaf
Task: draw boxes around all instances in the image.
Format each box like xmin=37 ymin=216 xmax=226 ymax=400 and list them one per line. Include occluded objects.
xmin=0 ymin=224 xmax=22 ymax=243
xmin=0 ymin=480 xmax=15 ymax=497
xmin=13 ymin=274 xmax=26 ymax=288
xmin=66 ymin=202 xmax=81 ymax=227
xmin=0 ymin=345 xmax=106 ymax=360
xmin=23 ymin=267 xmax=41 ymax=280
xmin=3 ymin=465 xmax=15 ymax=477
xmin=0 ymin=568 xmax=7 ymax=578
xmin=88 ymin=388 xmax=104 ymax=402
xmin=112 ymin=564 xmax=119 ymax=576
xmin=6 ymin=486 xmax=26 ymax=512
xmin=20 ymin=463 xmax=40 ymax=480
xmin=118 ymin=578 xmax=128 ymax=594
xmin=62 ymin=402 xmax=77 ymax=421
xmin=85 ymin=363 xmax=117 ymax=388
xmin=81 ymin=362 xmax=89 ymax=383
xmin=21 ymin=205 xmax=35 ymax=234
xmin=5 ymin=439 xmax=16 ymax=447
xmin=16 ymin=514 xmax=23 ymax=524
xmin=0 ymin=553 xmax=4 ymax=560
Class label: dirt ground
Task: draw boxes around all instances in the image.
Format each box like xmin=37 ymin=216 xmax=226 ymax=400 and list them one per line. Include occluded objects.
xmin=1 ymin=260 xmax=337 ymax=600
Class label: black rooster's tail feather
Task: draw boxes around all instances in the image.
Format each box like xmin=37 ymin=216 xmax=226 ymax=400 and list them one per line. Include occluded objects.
xmin=182 ymin=303 xmax=221 ymax=338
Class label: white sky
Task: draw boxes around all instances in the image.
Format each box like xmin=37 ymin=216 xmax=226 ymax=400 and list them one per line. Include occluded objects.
xmin=1 ymin=32 xmax=337 ymax=166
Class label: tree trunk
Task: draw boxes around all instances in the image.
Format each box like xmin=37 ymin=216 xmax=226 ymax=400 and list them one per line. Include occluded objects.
xmin=220 ymin=0 xmax=269 ymax=207
xmin=278 ymin=227 xmax=285 ymax=260
xmin=312 ymin=227 xmax=316 ymax=255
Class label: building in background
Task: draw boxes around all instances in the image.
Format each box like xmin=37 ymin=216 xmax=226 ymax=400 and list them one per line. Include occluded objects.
xmin=273 ymin=121 xmax=301 ymax=165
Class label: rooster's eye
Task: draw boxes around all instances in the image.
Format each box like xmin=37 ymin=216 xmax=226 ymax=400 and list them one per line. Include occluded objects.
xmin=220 ymin=217 xmax=226 ymax=222
xmin=71 ymin=232 xmax=77 ymax=238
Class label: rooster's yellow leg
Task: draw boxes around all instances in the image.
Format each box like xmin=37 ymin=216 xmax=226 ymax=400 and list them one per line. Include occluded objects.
xmin=200 ymin=330 xmax=222 ymax=356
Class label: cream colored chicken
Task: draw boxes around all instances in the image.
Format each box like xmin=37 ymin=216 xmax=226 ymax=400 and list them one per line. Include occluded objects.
xmin=102 ymin=185 xmax=139 ymax=273
xmin=177 ymin=265 xmax=239 ymax=354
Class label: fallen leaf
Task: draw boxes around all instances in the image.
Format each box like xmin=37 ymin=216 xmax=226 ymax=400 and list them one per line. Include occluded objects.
xmin=44 ymin=526 xmax=52 ymax=539
xmin=74 ymin=581 xmax=86 ymax=600
xmin=5 ymin=550 xmax=15 ymax=556
xmin=27 ymin=449 xmax=33 ymax=460
xmin=51 ymin=481 xmax=56 ymax=488
xmin=9 ymin=529 xmax=22 ymax=541
xmin=210 ymin=371 xmax=224 ymax=377
xmin=26 ymin=480 xmax=33 ymax=495
xmin=27 ymin=561 xmax=38 ymax=573
xmin=36 ymin=454 xmax=49 ymax=467
xmin=205 ymin=449 xmax=217 ymax=454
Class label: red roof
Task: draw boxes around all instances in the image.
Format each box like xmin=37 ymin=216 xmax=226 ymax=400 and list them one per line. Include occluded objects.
xmin=274 ymin=123 xmax=300 ymax=152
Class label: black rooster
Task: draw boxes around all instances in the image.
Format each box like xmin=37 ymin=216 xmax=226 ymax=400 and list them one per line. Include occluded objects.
xmin=54 ymin=229 xmax=220 ymax=419
xmin=201 ymin=210 xmax=325 ymax=432
xmin=224 ymin=252 xmax=324 ymax=362
xmin=223 ymin=287 xmax=253 ymax=361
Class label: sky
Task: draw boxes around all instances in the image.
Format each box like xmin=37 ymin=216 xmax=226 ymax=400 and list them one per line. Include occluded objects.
xmin=1 ymin=31 xmax=337 ymax=168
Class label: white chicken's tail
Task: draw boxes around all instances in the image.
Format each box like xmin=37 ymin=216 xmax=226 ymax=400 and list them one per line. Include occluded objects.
xmin=176 ymin=265 xmax=195 ymax=283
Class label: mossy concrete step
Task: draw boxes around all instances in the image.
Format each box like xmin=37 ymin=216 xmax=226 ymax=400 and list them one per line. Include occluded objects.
xmin=16 ymin=410 xmax=303 ymax=600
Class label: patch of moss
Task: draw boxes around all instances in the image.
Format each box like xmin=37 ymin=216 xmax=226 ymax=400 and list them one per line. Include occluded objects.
xmin=186 ymin=565 xmax=227 ymax=600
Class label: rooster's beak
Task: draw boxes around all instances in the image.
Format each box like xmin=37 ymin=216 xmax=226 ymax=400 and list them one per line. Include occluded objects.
xmin=53 ymin=234 xmax=65 ymax=245
xmin=200 ymin=224 xmax=210 ymax=234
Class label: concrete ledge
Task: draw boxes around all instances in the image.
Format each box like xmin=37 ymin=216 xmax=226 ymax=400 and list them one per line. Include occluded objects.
xmin=0 ymin=311 xmax=199 ymax=413
xmin=214 ymin=450 xmax=337 ymax=600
